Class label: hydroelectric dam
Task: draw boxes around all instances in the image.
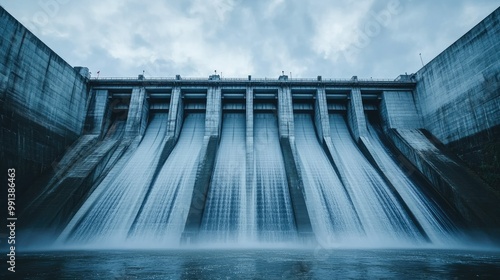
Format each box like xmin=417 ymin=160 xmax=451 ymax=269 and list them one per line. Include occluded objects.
xmin=2 ymin=6 xmax=500 ymax=249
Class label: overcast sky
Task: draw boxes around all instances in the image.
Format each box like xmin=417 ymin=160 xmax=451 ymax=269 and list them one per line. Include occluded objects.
xmin=1 ymin=0 xmax=498 ymax=79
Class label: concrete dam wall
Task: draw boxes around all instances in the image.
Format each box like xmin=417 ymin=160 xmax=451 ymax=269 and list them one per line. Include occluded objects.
xmin=0 ymin=7 xmax=89 ymax=198
xmin=1 ymin=6 xmax=499 ymax=246
xmin=415 ymin=7 xmax=500 ymax=187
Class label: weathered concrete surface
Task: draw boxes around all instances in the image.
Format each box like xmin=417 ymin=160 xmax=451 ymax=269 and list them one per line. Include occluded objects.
xmin=278 ymin=86 xmax=295 ymax=137
xmin=166 ymin=87 xmax=184 ymax=139
xmin=314 ymin=87 xmax=330 ymax=142
xmin=20 ymin=134 xmax=97 ymax=207
xmin=415 ymin=7 xmax=500 ymax=188
xmin=278 ymin=86 xmax=314 ymax=238
xmin=346 ymin=88 xmax=367 ymax=141
xmin=448 ymin=126 xmax=500 ymax=189
xmin=35 ymin=135 xmax=98 ymax=190
xmin=21 ymin=139 xmax=122 ymax=236
xmin=380 ymin=91 xmax=422 ymax=130
xmin=84 ymin=89 xmax=110 ymax=137
xmin=386 ymin=128 xmax=500 ymax=232
xmin=0 ymin=7 xmax=89 ymax=198
xmin=245 ymin=87 xmax=255 ymax=234
xmin=125 ymin=87 xmax=149 ymax=138
xmin=313 ymin=87 xmax=346 ymax=183
xmin=182 ymin=86 xmax=222 ymax=241
xmin=379 ymin=89 xmax=500 ymax=231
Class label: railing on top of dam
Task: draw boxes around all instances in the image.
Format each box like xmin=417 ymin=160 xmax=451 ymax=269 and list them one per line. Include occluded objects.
xmin=90 ymin=76 xmax=403 ymax=82
xmin=88 ymin=75 xmax=417 ymax=89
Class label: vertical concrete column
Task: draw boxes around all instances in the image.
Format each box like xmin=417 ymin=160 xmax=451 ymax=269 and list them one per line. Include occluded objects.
xmin=277 ymin=85 xmax=314 ymax=239
xmin=85 ymin=89 xmax=110 ymax=138
xmin=182 ymin=85 xmax=222 ymax=242
xmin=245 ymin=86 xmax=256 ymax=235
xmin=205 ymin=86 xmax=222 ymax=136
xmin=316 ymin=87 xmax=353 ymax=200
xmin=153 ymin=86 xmax=184 ymax=168
xmin=167 ymin=86 xmax=184 ymax=139
xmin=314 ymin=87 xmax=330 ymax=142
xmin=314 ymin=86 xmax=345 ymax=181
xmin=125 ymin=87 xmax=149 ymax=137
xmin=278 ymin=86 xmax=294 ymax=137
xmin=347 ymin=87 xmax=367 ymax=140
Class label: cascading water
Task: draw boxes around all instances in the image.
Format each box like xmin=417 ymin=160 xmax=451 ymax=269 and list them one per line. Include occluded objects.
xmin=56 ymin=111 xmax=461 ymax=248
xmin=364 ymin=119 xmax=458 ymax=244
xmin=199 ymin=114 xmax=249 ymax=242
xmin=294 ymin=114 xmax=363 ymax=244
xmin=128 ymin=113 xmax=205 ymax=244
xmin=328 ymin=114 xmax=425 ymax=245
xmin=253 ymin=113 xmax=297 ymax=242
xmin=58 ymin=113 xmax=170 ymax=245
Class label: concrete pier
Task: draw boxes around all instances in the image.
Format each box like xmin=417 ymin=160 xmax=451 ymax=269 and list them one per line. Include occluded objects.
xmin=346 ymin=88 xmax=367 ymax=141
xmin=278 ymin=84 xmax=314 ymax=238
xmin=313 ymin=87 xmax=330 ymax=142
xmin=125 ymin=87 xmax=149 ymax=138
xmin=182 ymin=85 xmax=222 ymax=241
xmin=312 ymin=87 xmax=346 ymax=187
xmin=167 ymin=87 xmax=184 ymax=139
xmin=245 ymin=86 xmax=256 ymax=234
xmin=147 ymin=86 xmax=184 ymax=193
xmin=85 ymin=89 xmax=111 ymax=138
xmin=156 ymin=86 xmax=183 ymax=161
xmin=278 ymin=85 xmax=294 ymax=137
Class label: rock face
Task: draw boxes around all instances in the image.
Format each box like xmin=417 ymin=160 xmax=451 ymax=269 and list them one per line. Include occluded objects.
xmin=0 ymin=7 xmax=89 ymax=197
xmin=415 ymin=7 xmax=500 ymax=188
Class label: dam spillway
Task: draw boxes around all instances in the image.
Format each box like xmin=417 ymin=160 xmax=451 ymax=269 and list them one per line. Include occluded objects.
xmin=18 ymin=74 xmax=499 ymax=248
xmin=50 ymin=84 xmax=444 ymax=247
xmin=6 ymin=74 xmax=500 ymax=248
xmin=8 ymin=71 xmax=500 ymax=248
xmin=1 ymin=6 xmax=500 ymax=249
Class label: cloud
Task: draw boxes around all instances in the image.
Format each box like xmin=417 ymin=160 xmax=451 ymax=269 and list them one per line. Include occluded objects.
xmin=0 ymin=0 xmax=498 ymax=78
xmin=189 ymin=0 xmax=237 ymax=23
xmin=310 ymin=0 xmax=375 ymax=61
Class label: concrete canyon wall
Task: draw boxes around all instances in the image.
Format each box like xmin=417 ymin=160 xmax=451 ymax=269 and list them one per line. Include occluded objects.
xmin=415 ymin=7 xmax=500 ymax=188
xmin=0 ymin=7 xmax=89 ymax=195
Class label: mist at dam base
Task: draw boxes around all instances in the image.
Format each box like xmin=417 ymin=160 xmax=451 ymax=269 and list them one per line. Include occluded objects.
xmin=12 ymin=108 xmax=500 ymax=278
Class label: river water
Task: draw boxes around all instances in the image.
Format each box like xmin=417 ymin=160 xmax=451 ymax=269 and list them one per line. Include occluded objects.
xmin=4 ymin=248 xmax=500 ymax=279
